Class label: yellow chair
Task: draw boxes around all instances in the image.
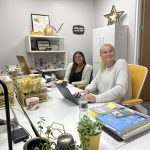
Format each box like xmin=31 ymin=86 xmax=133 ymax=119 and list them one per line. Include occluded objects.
xmin=122 ymin=64 xmax=148 ymax=114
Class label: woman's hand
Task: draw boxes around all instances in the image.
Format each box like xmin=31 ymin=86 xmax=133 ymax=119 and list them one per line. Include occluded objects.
xmin=74 ymin=89 xmax=90 ymax=97
xmin=84 ymin=94 xmax=96 ymax=103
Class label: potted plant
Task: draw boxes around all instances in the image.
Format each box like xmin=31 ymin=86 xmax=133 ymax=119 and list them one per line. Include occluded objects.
xmin=23 ymin=117 xmax=56 ymax=150
xmin=77 ymin=116 xmax=102 ymax=150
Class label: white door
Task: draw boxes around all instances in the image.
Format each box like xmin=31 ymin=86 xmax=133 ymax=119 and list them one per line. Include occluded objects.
xmin=93 ymin=25 xmax=115 ymax=76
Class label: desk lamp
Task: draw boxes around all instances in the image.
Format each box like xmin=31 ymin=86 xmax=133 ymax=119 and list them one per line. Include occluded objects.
xmin=0 ymin=80 xmax=13 ymax=150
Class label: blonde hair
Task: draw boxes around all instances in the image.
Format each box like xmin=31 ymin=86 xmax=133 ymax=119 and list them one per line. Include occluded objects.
xmin=99 ymin=44 xmax=115 ymax=72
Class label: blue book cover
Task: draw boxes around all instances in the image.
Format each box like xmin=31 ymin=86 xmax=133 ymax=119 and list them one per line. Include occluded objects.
xmin=96 ymin=112 xmax=150 ymax=135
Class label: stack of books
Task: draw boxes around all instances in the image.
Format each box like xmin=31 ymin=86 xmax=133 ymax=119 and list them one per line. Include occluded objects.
xmin=89 ymin=103 xmax=150 ymax=140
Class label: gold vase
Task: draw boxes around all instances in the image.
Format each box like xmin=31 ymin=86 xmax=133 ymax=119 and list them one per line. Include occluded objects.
xmin=44 ymin=25 xmax=56 ymax=36
xmin=80 ymin=133 xmax=101 ymax=150
xmin=88 ymin=133 xmax=101 ymax=150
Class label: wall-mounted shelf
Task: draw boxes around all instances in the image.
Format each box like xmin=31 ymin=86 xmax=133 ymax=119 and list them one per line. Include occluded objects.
xmin=27 ymin=50 xmax=66 ymax=53
xmin=32 ymin=68 xmax=66 ymax=73
xmin=25 ymin=35 xmax=67 ymax=79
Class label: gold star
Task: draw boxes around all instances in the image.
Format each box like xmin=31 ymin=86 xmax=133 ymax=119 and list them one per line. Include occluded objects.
xmin=104 ymin=5 xmax=124 ymax=25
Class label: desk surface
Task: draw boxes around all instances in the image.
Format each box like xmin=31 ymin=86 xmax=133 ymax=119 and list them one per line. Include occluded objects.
xmin=1 ymin=86 xmax=150 ymax=150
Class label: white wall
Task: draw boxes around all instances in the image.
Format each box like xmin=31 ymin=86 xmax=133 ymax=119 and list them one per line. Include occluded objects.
xmin=0 ymin=0 xmax=139 ymax=70
xmin=0 ymin=0 xmax=95 ymax=70
xmin=95 ymin=0 xmax=138 ymax=64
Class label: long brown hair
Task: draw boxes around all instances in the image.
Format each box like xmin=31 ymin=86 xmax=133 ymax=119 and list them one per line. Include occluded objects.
xmin=100 ymin=44 xmax=115 ymax=72
xmin=69 ymin=51 xmax=86 ymax=83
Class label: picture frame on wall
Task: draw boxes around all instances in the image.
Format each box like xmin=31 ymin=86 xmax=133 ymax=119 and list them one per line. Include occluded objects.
xmin=31 ymin=14 xmax=50 ymax=32
xmin=36 ymin=40 xmax=51 ymax=51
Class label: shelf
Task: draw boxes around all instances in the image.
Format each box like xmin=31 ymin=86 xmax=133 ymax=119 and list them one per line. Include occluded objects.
xmin=26 ymin=34 xmax=67 ymax=78
xmin=29 ymin=35 xmax=67 ymax=39
xmin=32 ymin=68 xmax=66 ymax=73
xmin=28 ymin=50 xmax=66 ymax=53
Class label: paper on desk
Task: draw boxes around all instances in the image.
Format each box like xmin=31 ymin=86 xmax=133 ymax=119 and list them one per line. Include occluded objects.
xmin=88 ymin=102 xmax=118 ymax=118
xmin=107 ymin=102 xmax=117 ymax=110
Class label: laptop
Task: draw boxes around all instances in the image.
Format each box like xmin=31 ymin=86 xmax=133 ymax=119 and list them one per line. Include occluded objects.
xmin=16 ymin=55 xmax=31 ymax=74
xmin=55 ymin=83 xmax=79 ymax=105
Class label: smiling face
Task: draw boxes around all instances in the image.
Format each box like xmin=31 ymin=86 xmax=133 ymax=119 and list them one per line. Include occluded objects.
xmin=74 ymin=53 xmax=84 ymax=65
xmin=100 ymin=44 xmax=116 ymax=67
xmin=73 ymin=51 xmax=86 ymax=65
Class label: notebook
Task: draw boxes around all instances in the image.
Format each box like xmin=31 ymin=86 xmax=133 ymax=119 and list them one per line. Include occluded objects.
xmin=55 ymin=83 xmax=79 ymax=105
xmin=96 ymin=111 xmax=150 ymax=139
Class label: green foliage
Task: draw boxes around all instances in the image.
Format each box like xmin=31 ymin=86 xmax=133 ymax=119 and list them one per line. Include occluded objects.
xmin=77 ymin=116 xmax=102 ymax=136
xmin=33 ymin=117 xmax=56 ymax=150
xmin=77 ymin=116 xmax=102 ymax=150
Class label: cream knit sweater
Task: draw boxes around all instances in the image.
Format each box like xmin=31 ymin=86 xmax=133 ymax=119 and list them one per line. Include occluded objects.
xmin=64 ymin=63 xmax=93 ymax=85
xmin=85 ymin=59 xmax=132 ymax=103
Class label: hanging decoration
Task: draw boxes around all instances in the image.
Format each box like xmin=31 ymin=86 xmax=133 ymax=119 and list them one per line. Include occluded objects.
xmin=72 ymin=25 xmax=85 ymax=35
xmin=104 ymin=5 xmax=124 ymax=25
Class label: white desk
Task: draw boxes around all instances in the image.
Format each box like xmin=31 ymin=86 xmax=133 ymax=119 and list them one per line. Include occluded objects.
xmin=22 ymin=86 xmax=127 ymax=150
xmin=1 ymin=86 xmax=150 ymax=150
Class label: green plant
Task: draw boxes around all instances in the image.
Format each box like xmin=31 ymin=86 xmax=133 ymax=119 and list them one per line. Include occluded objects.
xmin=77 ymin=116 xmax=102 ymax=150
xmin=23 ymin=117 xmax=56 ymax=150
xmin=33 ymin=117 xmax=56 ymax=150
xmin=24 ymin=117 xmax=80 ymax=150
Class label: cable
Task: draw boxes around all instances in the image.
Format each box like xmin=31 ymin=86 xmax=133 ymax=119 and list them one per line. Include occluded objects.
xmin=10 ymin=120 xmax=32 ymax=139
xmin=0 ymin=119 xmax=32 ymax=139
xmin=15 ymin=95 xmax=40 ymax=137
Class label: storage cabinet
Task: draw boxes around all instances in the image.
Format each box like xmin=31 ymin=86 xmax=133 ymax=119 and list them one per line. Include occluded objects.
xmin=93 ymin=25 xmax=128 ymax=77
xmin=25 ymin=35 xmax=67 ymax=79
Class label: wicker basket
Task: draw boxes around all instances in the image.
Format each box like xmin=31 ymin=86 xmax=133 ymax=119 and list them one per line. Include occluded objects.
xmin=0 ymin=76 xmax=15 ymax=108
xmin=14 ymin=74 xmax=48 ymax=106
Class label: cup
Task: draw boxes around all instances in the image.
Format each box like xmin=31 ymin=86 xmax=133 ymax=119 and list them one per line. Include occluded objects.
xmin=26 ymin=97 xmax=39 ymax=110
xmin=78 ymin=96 xmax=88 ymax=119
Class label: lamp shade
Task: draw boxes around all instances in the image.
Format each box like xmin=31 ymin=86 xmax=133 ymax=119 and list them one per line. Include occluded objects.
xmin=57 ymin=133 xmax=75 ymax=150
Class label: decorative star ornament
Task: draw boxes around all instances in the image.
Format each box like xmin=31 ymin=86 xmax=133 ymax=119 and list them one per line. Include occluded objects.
xmin=104 ymin=5 xmax=124 ymax=25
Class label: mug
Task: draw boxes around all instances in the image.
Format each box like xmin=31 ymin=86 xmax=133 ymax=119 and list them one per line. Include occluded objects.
xmin=26 ymin=97 xmax=39 ymax=110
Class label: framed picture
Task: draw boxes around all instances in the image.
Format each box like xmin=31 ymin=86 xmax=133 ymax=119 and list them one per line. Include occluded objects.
xmin=36 ymin=40 xmax=50 ymax=51
xmin=31 ymin=14 xmax=50 ymax=32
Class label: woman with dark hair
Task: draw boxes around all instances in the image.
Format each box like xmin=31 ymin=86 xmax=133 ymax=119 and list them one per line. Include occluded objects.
xmin=64 ymin=51 xmax=93 ymax=86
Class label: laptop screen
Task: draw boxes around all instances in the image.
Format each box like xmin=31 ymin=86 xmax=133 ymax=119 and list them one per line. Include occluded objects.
xmin=16 ymin=55 xmax=31 ymax=75
xmin=55 ymin=83 xmax=79 ymax=105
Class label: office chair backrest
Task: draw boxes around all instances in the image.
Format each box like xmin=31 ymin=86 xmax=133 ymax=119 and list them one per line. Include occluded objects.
xmin=128 ymin=64 xmax=148 ymax=99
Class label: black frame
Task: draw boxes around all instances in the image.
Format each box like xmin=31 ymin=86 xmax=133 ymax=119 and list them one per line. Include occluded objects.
xmin=31 ymin=14 xmax=50 ymax=32
xmin=36 ymin=40 xmax=50 ymax=51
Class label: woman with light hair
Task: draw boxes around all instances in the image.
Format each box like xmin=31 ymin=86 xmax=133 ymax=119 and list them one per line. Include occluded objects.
xmin=75 ymin=44 xmax=131 ymax=103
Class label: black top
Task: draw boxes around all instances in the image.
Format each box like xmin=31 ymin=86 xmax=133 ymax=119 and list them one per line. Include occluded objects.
xmin=70 ymin=66 xmax=85 ymax=83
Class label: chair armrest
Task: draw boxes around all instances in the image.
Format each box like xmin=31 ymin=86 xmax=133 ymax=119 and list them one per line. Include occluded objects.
xmin=122 ymin=99 xmax=143 ymax=105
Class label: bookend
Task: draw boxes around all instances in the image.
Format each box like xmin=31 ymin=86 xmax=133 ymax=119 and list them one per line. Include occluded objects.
xmin=11 ymin=127 xmax=29 ymax=143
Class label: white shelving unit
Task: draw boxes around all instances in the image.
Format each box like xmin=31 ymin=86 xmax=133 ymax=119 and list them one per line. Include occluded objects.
xmin=25 ymin=35 xmax=67 ymax=79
